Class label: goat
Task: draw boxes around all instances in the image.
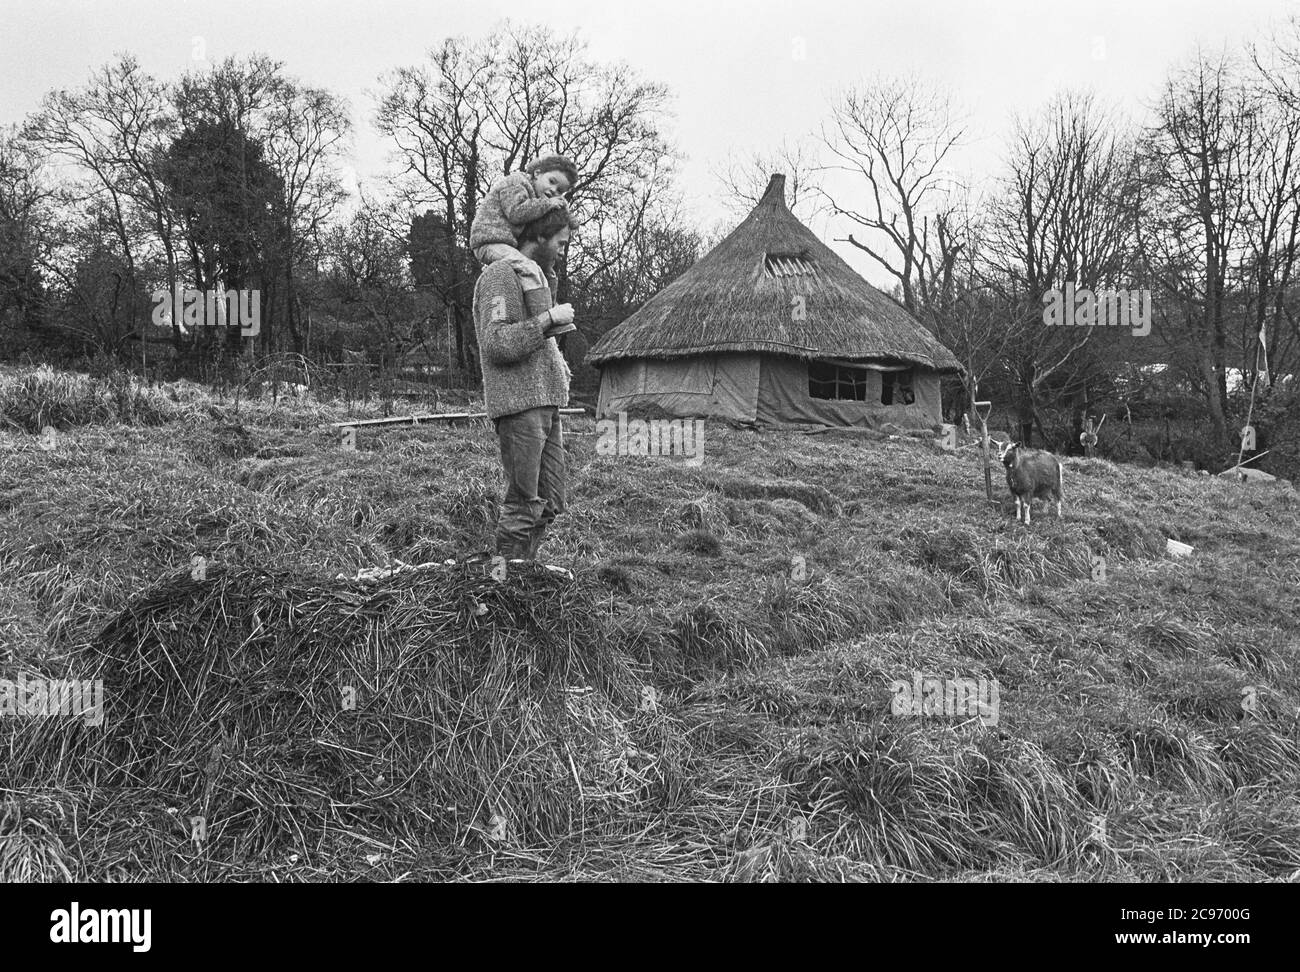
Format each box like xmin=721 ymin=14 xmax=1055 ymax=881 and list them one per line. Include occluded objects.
xmin=997 ymin=441 xmax=1063 ymax=525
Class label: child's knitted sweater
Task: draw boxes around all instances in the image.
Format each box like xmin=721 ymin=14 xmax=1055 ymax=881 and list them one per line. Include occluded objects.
xmin=473 ymin=260 xmax=570 ymax=420
xmin=470 ymin=172 xmax=561 ymax=250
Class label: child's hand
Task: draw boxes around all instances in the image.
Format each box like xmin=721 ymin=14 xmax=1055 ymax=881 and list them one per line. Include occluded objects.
xmin=547 ymin=197 xmax=565 ymax=210
xmin=549 ymin=303 xmax=575 ymax=326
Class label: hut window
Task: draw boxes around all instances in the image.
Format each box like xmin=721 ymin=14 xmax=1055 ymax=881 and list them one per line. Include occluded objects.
xmin=764 ymin=255 xmax=816 ymax=277
xmin=880 ymin=369 xmax=916 ymax=405
xmin=808 ymin=361 xmax=867 ymax=401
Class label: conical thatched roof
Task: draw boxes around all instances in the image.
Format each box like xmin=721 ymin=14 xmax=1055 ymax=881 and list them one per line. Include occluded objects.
xmin=587 ymin=174 xmax=963 ymax=372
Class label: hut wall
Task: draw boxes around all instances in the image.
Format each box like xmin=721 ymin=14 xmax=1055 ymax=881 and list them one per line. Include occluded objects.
xmin=754 ymin=355 xmax=943 ymax=429
xmin=596 ymin=353 xmax=761 ymax=422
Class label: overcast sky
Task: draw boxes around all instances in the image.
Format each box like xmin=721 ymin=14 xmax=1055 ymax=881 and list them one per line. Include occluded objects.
xmin=2 ymin=0 xmax=1296 ymax=285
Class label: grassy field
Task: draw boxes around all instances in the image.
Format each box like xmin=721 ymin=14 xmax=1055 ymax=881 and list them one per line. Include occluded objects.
xmin=1 ymin=364 xmax=1298 ymax=882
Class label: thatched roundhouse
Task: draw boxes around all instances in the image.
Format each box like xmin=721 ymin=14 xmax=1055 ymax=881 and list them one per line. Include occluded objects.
xmin=587 ymin=174 xmax=963 ymax=428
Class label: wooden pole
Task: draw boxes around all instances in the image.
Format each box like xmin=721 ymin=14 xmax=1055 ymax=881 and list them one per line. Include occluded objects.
xmin=332 ymin=406 xmax=585 ymax=431
xmin=974 ymin=399 xmax=994 ymax=505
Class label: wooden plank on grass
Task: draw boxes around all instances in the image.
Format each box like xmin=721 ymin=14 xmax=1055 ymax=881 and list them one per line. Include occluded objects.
xmin=332 ymin=407 xmax=586 ymax=430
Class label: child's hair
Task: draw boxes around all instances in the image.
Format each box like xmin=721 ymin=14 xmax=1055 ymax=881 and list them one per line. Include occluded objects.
xmin=519 ymin=205 xmax=578 ymax=245
xmin=526 ymin=154 xmax=579 ymax=188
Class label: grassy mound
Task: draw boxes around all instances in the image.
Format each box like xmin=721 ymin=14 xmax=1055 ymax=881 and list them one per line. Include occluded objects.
xmin=2 ymin=561 xmax=691 ymax=877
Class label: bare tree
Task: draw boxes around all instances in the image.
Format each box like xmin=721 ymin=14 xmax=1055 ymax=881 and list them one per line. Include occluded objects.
xmin=375 ymin=22 xmax=675 ymax=374
xmin=259 ymin=71 xmax=351 ymax=353
xmin=168 ymin=55 xmax=350 ymax=356
xmin=0 ymin=127 xmax=55 ymax=340
xmin=712 ymin=139 xmax=823 ymax=220
xmin=1247 ymin=19 xmax=1300 ymax=384
xmin=23 ymin=55 xmax=180 ymax=353
xmin=1136 ymin=51 xmax=1256 ymax=444
xmin=376 ymin=37 xmax=493 ymax=371
xmin=322 ymin=192 xmax=423 ymax=404
xmin=819 ymin=74 xmax=967 ymax=315
xmin=984 ymin=91 xmax=1139 ymax=442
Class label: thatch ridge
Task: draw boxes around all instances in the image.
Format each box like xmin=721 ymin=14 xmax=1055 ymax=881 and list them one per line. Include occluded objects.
xmin=587 ymin=174 xmax=963 ymax=372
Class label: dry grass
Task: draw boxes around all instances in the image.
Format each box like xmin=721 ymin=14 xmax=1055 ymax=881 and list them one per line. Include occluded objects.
xmin=0 ymin=365 xmax=199 ymax=432
xmin=2 ymin=365 xmax=1299 ymax=881
xmin=4 ymin=561 xmax=698 ymax=879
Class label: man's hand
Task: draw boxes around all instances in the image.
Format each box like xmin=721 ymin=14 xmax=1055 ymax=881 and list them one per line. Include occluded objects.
xmin=548 ymin=303 xmax=575 ymax=326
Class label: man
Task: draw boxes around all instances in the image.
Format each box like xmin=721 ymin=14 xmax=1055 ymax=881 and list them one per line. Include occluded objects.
xmin=472 ymin=205 xmax=578 ymax=562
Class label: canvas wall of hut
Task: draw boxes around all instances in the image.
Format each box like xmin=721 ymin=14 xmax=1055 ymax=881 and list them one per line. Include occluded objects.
xmin=586 ymin=174 xmax=964 ymax=429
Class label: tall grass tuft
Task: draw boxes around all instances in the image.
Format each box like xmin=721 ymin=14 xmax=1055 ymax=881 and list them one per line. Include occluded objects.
xmin=0 ymin=366 xmax=194 ymax=432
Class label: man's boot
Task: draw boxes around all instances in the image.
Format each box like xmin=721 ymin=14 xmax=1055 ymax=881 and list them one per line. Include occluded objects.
xmin=524 ymin=525 xmax=547 ymax=561
xmin=495 ymin=536 xmax=529 ymax=563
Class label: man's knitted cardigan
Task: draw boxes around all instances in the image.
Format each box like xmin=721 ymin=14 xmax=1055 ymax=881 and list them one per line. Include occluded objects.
xmin=469 ymin=172 xmax=562 ymax=250
xmin=473 ymin=259 xmax=571 ymax=420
